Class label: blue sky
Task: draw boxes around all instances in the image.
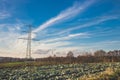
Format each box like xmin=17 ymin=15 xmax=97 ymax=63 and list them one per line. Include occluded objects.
xmin=0 ymin=0 xmax=120 ymax=58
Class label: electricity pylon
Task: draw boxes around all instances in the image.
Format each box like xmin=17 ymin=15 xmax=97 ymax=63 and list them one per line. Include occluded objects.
xmin=26 ymin=25 xmax=32 ymax=59
xmin=19 ymin=25 xmax=32 ymax=59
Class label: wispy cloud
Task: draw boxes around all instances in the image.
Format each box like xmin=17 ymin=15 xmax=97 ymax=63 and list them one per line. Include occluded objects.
xmin=79 ymin=40 xmax=120 ymax=51
xmin=40 ymin=32 xmax=90 ymax=43
xmin=58 ymin=16 xmax=119 ymax=34
xmin=34 ymin=0 xmax=96 ymax=33
xmin=0 ymin=23 xmax=24 ymax=53
xmin=37 ymin=15 xmax=119 ymax=38
xmin=31 ymin=32 xmax=90 ymax=52
xmin=0 ymin=11 xmax=11 ymax=19
xmin=33 ymin=41 xmax=72 ymax=50
xmin=57 ymin=40 xmax=120 ymax=52
xmin=33 ymin=49 xmax=50 ymax=54
xmin=0 ymin=23 xmax=23 ymax=32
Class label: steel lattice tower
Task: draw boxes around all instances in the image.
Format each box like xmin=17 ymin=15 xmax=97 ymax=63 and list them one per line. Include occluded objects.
xmin=26 ymin=25 xmax=32 ymax=59
xmin=19 ymin=25 xmax=32 ymax=59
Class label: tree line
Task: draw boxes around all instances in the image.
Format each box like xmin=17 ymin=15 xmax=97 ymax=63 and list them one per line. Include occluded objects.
xmin=0 ymin=50 xmax=120 ymax=63
xmin=35 ymin=50 xmax=120 ymax=64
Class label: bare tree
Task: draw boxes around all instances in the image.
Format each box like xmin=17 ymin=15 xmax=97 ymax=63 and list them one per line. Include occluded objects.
xmin=94 ymin=50 xmax=106 ymax=56
xmin=67 ymin=51 xmax=74 ymax=57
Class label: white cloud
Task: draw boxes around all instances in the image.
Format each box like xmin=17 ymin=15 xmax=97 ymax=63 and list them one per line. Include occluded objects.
xmin=40 ymin=32 xmax=90 ymax=43
xmin=34 ymin=0 xmax=96 ymax=33
xmin=38 ymin=15 xmax=119 ymax=38
xmin=0 ymin=23 xmax=23 ymax=32
xmin=0 ymin=23 xmax=24 ymax=54
xmin=72 ymin=40 xmax=120 ymax=51
xmin=58 ymin=16 xmax=119 ymax=34
xmin=0 ymin=11 xmax=11 ymax=19
xmin=33 ymin=41 xmax=71 ymax=50
xmin=33 ymin=49 xmax=50 ymax=54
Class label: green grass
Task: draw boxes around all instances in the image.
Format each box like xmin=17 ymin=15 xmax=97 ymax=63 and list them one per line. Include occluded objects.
xmin=0 ymin=62 xmax=26 ymax=68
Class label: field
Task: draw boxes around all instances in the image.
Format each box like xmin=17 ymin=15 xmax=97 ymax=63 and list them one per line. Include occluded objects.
xmin=0 ymin=62 xmax=120 ymax=80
